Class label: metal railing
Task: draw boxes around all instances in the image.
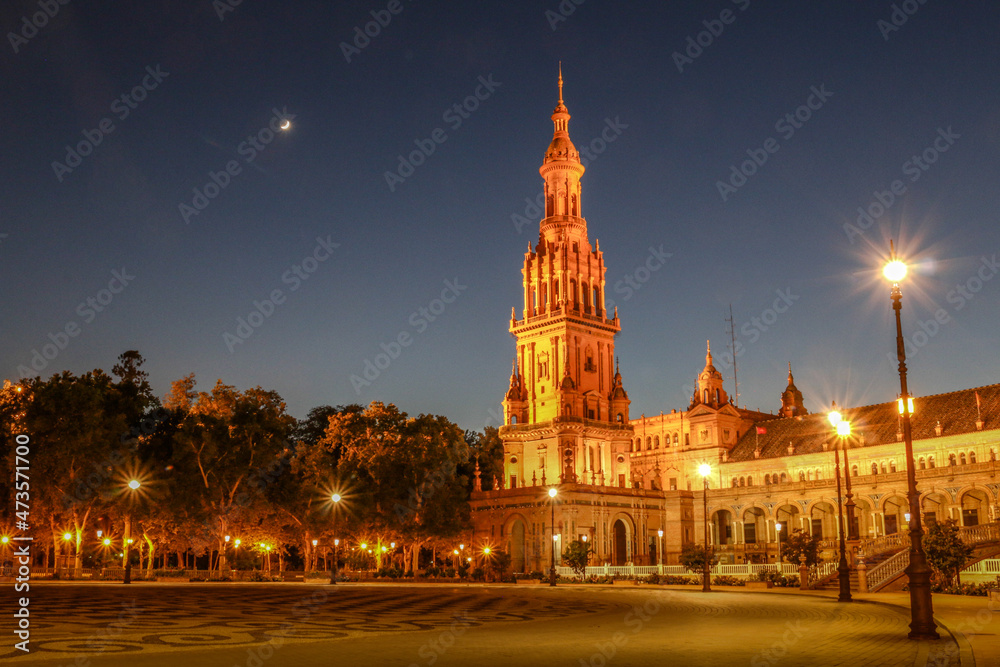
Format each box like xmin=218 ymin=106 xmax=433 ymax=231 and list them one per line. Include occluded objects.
xmin=867 ymin=550 xmax=910 ymax=591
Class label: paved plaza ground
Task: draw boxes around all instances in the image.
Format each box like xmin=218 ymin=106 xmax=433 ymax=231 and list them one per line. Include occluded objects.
xmin=3 ymin=582 xmax=995 ymax=666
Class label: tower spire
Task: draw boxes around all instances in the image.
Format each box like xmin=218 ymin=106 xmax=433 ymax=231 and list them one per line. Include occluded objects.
xmin=558 ymin=61 xmax=564 ymax=105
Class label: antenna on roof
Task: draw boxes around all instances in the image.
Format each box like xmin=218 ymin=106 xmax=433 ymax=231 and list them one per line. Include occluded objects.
xmin=725 ymin=304 xmax=739 ymax=406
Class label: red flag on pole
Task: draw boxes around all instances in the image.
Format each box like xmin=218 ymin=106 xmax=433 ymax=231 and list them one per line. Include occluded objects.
xmin=756 ymin=426 xmax=767 ymax=435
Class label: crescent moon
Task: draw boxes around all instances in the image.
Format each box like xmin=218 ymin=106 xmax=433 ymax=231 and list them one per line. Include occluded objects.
xmin=280 ymin=120 xmax=291 ymax=130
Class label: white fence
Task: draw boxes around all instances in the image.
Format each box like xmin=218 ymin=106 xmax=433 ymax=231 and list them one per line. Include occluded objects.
xmin=553 ymin=562 xmax=801 ymax=579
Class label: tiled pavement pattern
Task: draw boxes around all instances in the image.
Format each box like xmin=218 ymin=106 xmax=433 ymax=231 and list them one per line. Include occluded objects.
xmin=1 ymin=584 xmax=963 ymax=666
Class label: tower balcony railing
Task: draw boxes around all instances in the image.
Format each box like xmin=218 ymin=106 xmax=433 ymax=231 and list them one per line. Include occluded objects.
xmin=513 ymin=306 xmax=615 ymax=328
xmin=501 ymin=415 xmax=633 ymax=433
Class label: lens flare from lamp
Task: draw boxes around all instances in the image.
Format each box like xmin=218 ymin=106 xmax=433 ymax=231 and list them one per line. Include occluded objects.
xmin=883 ymin=259 xmax=907 ymax=282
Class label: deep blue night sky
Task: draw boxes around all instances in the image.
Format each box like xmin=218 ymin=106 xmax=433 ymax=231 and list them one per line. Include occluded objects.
xmin=2 ymin=1 xmax=998 ymax=429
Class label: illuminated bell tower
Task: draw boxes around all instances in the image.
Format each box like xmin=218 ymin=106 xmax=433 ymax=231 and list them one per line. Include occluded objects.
xmin=501 ymin=68 xmax=632 ymax=491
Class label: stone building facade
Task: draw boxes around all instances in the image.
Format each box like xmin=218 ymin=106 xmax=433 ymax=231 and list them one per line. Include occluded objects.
xmin=468 ymin=75 xmax=1000 ymax=572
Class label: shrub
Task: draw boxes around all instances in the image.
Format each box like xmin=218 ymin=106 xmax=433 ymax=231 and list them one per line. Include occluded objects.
xmin=712 ymin=575 xmax=745 ymax=586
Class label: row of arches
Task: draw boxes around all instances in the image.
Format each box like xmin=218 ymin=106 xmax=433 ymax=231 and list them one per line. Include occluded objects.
xmin=631 ymin=433 xmax=682 ymax=451
xmin=530 ymin=279 xmax=603 ymax=316
xmin=503 ymin=514 xmax=635 ymax=572
xmin=710 ymin=488 xmax=996 ymax=546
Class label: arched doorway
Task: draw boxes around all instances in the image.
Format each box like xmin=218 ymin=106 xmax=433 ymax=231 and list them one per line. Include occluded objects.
xmin=921 ymin=492 xmax=948 ymax=528
xmin=509 ymin=519 xmax=526 ymax=573
xmin=883 ymin=495 xmax=908 ymax=535
xmin=612 ymin=520 xmax=628 ymax=566
xmin=809 ymin=501 xmax=837 ymax=540
xmin=961 ymin=489 xmax=990 ymax=526
xmin=743 ymin=507 xmax=767 ymax=544
xmin=712 ymin=509 xmax=734 ymax=545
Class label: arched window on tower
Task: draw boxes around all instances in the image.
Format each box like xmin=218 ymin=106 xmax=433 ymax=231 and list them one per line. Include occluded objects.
xmin=546 ymin=195 xmax=554 ymax=217
xmin=581 ymin=282 xmax=590 ymax=312
xmin=592 ymin=286 xmax=600 ymax=313
xmin=654 ymin=436 xmax=660 ymax=449
xmin=715 ymin=389 xmax=720 ymax=404
xmin=553 ymin=280 xmax=560 ymax=306
xmin=703 ymin=389 xmax=709 ymax=404
xmin=571 ymin=194 xmax=578 ymax=216
xmin=646 ymin=437 xmax=652 ymax=451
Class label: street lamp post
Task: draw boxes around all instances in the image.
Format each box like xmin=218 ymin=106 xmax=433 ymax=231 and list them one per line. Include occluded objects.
xmin=548 ymin=487 xmax=558 ymax=586
xmin=775 ymin=522 xmax=783 ymax=570
xmin=698 ymin=464 xmax=712 ymax=592
xmin=123 ymin=479 xmax=140 ymax=585
xmin=330 ymin=494 xmax=341 ymax=585
xmin=657 ymin=529 xmax=664 ymax=574
xmin=828 ymin=410 xmax=852 ymax=602
xmin=884 ymin=251 xmax=938 ymax=639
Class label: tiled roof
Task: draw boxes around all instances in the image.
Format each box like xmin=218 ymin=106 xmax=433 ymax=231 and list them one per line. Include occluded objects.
xmin=728 ymin=383 xmax=1000 ymax=462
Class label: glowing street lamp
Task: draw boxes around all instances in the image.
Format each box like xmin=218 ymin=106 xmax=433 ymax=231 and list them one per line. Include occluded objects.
xmin=123 ymin=479 xmax=141 ymax=585
xmin=828 ymin=408 xmax=853 ymax=602
xmin=775 ymin=523 xmax=783 ymax=569
xmin=330 ymin=493 xmax=342 ymax=585
xmin=883 ymin=245 xmax=938 ymax=639
xmin=548 ymin=487 xmax=558 ymax=587
xmin=698 ymin=464 xmax=712 ymax=592
xmin=657 ymin=529 xmax=664 ymax=572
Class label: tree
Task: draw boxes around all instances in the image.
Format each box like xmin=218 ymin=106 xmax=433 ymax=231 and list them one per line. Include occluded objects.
xmin=679 ymin=543 xmax=718 ymax=573
xmin=562 ymin=539 xmax=592 ymax=577
xmin=322 ymin=402 xmax=472 ymax=573
xmin=163 ymin=376 xmax=297 ymax=566
xmin=923 ymin=519 xmax=974 ymax=585
xmin=486 ymin=548 xmax=511 ymax=581
xmin=780 ymin=529 xmax=822 ymax=566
